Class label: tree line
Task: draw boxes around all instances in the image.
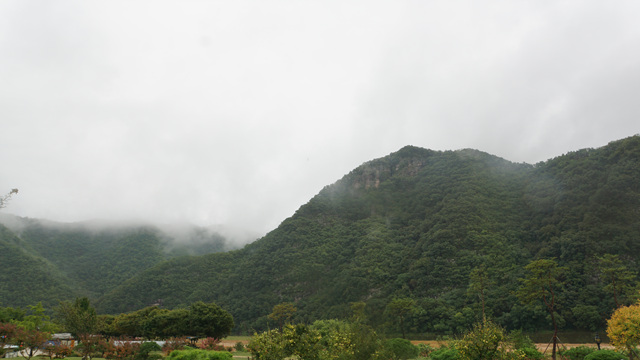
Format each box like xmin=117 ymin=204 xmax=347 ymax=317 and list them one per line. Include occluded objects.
xmin=248 ymin=258 xmax=640 ymax=360
xmin=0 ymin=298 xmax=234 ymax=360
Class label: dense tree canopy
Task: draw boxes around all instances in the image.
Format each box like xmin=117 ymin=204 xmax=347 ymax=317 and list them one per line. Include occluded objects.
xmin=0 ymin=218 xmax=230 ymax=309
xmin=100 ymin=301 xmax=233 ymax=339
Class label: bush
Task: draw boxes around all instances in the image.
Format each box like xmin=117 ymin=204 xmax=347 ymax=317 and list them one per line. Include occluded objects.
xmin=558 ymin=346 xmax=596 ymax=360
xmin=506 ymin=330 xmax=543 ymax=360
xmin=429 ymin=346 xmax=460 ymax=360
xmin=512 ymin=347 xmax=544 ymax=360
xmin=104 ymin=339 xmax=140 ymax=360
xmin=162 ymin=337 xmax=188 ymax=355
xmin=383 ymin=338 xmax=419 ymax=360
xmin=509 ymin=330 xmax=536 ymax=350
xmin=54 ymin=344 xmax=73 ymax=359
xmin=417 ymin=343 xmax=435 ymax=357
xmin=233 ymin=342 xmax=245 ymax=352
xmin=167 ymin=348 xmax=232 ymax=360
xmin=135 ymin=342 xmax=163 ymax=360
xmin=197 ymin=338 xmax=225 ymax=351
xmin=457 ymin=321 xmax=509 ymax=360
xmin=583 ymin=349 xmax=629 ymax=360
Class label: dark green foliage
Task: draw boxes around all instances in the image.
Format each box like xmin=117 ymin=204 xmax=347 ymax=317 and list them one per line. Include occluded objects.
xmin=417 ymin=343 xmax=435 ymax=358
xmin=0 ymin=224 xmax=79 ymax=309
xmin=509 ymin=329 xmax=536 ymax=350
xmin=56 ymin=297 xmax=98 ymax=336
xmin=383 ymin=338 xmax=419 ymax=360
xmin=514 ymin=347 xmax=545 ymax=360
xmin=508 ymin=331 xmax=544 ymax=360
xmin=385 ymin=298 xmax=415 ymax=338
xmin=0 ymin=217 xmax=230 ymax=309
xmin=559 ymin=346 xmax=596 ymax=360
xmin=429 ymin=345 xmax=460 ymax=360
xmin=135 ymin=342 xmax=163 ymax=360
xmin=1 ymin=220 xmax=165 ymax=300
xmin=583 ymin=349 xmax=628 ymax=360
xmin=233 ymin=342 xmax=245 ymax=352
xmin=0 ymin=306 xmax=25 ymax=323
xmin=106 ymin=302 xmax=233 ymax=339
xmin=188 ymin=301 xmax=234 ymax=339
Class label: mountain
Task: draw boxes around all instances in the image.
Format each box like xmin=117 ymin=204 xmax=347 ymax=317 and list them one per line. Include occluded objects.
xmin=95 ymin=135 xmax=640 ymax=335
xmin=0 ymin=216 xmax=232 ymax=309
xmin=0 ymin=224 xmax=79 ymax=308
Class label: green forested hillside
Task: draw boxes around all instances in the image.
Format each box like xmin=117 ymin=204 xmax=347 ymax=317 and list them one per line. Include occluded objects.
xmin=0 ymin=224 xmax=80 ymax=309
xmin=0 ymin=217 xmax=230 ymax=308
xmin=96 ymin=135 xmax=640 ymax=335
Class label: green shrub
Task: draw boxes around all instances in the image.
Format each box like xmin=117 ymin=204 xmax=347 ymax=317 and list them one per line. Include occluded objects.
xmin=509 ymin=330 xmax=536 ymax=350
xmin=135 ymin=342 xmax=163 ymax=360
xmin=162 ymin=337 xmax=188 ymax=355
xmin=167 ymin=348 xmax=232 ymax=360
xmin=457 ymin=321 xmax=509 ymax=360
xmin=583 ymin=349 xmax=628 ymax=360
xmin=429 ymin=346 xmax=459 ymax=360
xmin=417 ymin=343 xmax=435 ymax=357
xmin=383 ymin=338 xmax=419 ymax=360
xmin=233 ymin=342 xmax=245 ymax=352
xmin=140 ymin=342 xmax=162 ymax=352
xmin=512 ymin=346 xmax=544 ymax=360
xmin=558 ymin=346 xmax=596 ymax=360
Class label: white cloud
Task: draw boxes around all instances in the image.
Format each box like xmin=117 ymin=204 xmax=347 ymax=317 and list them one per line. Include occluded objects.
xmin=1 ymin=1 xmax=639 ymax=239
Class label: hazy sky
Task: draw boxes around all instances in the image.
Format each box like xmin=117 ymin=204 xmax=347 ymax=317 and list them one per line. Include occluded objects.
xmin=1 ymin=1 xmax=639 ymax=240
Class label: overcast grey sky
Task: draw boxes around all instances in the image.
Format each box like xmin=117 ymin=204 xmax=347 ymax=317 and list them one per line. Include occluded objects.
xmin=1 ymin=1 xmax=639 ymax=240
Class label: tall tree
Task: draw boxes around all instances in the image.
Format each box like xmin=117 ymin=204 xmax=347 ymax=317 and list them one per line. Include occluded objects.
xmin=268 ymin=302 xmax=297 ymax=330
xmin=385 ymin=298 xmax=415 ymax=339
xmin=517 ymin=259 xmax=566 ymax=360
xmin=468 ymin=265 xmax=493 ymax=322
xmin=56 ymin=297 xmax=99 ymax=337
xmin=14 ymin=302 xmax=57 ymax=333
xmin=15 ymin=327 xmax=50 ymax=360
xmin=598 ymin=254 xmax=637 ymax=308
xmin=188 ymin=301 xmax=234 ymax=339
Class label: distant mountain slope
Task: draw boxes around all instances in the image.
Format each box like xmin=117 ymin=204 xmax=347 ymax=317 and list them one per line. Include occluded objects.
xmin=95 ymin=136 xmax=640 ymax=334
xmin=0 ymin=224 xmax=79 ymax=309
xmin=0 ymin=216 xmax=232 ymax=308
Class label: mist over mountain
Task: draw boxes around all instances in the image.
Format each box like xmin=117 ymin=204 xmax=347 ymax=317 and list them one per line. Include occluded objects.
xmin=0 ymin=215 xmax=234 ymax=308
xmin=2 ymin=135 xmax=640 ymax=336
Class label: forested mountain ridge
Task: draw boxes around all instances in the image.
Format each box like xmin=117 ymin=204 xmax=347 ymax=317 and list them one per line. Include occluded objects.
xmin=0 ymin=224 xmax=80 ymax=308
xmin=96 ymin=135 xmax=640 ymax=335
xmin=0 ymin=216 xmax=232 ymax=309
